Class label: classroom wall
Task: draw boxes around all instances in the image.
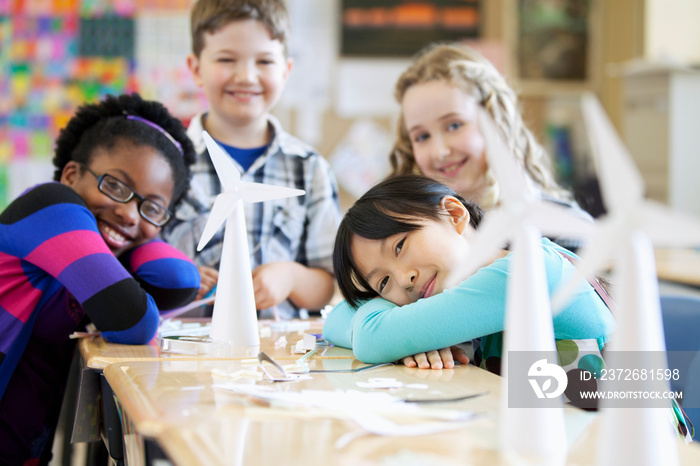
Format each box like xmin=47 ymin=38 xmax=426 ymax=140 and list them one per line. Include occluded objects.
xmin=4 ymin=0 xmax=694 ymax=213
xmin=0 ymin=1 xmax=199 ymax=208
xmin=282 ymin=0 xmax=647 ymax=211
xmin=646 ymin=0 xmax=700 ymax=64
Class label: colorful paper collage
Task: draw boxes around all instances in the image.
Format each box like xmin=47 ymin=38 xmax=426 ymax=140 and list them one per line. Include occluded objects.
xmin=1 ymin=0 xmax=200 ymax=208
xmin=2 ymin=12 xmax=131 ymax=162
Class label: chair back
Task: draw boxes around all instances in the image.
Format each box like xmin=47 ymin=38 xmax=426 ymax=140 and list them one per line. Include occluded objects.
xmin=660 ymin=294 xmax=700 ymax=439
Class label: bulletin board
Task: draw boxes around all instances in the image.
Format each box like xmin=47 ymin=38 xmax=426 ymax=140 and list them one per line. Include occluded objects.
xmin=503 ymin=0 xmax=601 ymax=94
xmin=341 ymin=0 xmax=481 ymax=57
xmin=0 ymin=0 xmax=203 ymax=208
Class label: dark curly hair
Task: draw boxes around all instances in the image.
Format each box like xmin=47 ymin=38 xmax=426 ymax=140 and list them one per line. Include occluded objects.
xmin=52 ymin=93 xmax=196 ymax=210
xmin=334 ymin=175 xmax=484 ymax=308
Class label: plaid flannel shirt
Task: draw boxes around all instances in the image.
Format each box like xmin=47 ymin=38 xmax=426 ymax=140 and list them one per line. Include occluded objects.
xmin=161 ymin=112 xmax=341 ymax=318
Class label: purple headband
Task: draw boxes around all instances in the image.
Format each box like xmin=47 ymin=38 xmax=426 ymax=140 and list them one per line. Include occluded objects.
xmin=126 ymin=114 xmax=183 ymax=155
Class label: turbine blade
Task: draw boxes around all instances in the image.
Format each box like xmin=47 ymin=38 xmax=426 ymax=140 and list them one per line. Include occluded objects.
xmin=529 ymin=201 xmax=595 ymax=240
xmin=642 ymin=201 xmax=700 ymax=248
xmin=550 ymin=220 xmax=620 ymax=313
xmin=477 ymin=108 xmax=534 ymax=203
xmin=580 ymin=93 xmax=644 ymax=212
xmin=202 ymin=131 xmax=241 ymax=188
xmin=443 ymin=209 xmax=514 ymax=289
xmin=239 ymin=182 xmax=305 ymax=204
xmin=197 ymin=193 xmax=239 ymax=251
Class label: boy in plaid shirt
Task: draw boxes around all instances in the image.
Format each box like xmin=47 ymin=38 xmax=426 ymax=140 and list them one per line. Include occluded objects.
xmin=162 ymin=0 xmax=340 ymax=319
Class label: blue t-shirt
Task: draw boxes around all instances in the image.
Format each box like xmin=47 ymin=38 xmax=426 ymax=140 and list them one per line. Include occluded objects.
xmin=219 ymin=140 xmax=268 ymax=172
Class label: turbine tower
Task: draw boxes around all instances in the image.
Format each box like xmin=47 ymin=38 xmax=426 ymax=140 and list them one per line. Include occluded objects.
xmin=197 ymin=131 xmax=304 ymax=356
xmin=447 ymin=109 xmax=594 ymax=464
xmin=553 ymin=94 xmax=700 ymax=465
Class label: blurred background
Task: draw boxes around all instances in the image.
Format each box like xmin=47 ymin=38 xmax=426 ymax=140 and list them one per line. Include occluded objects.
xmin=2 ymin=0 xmax=700 ymax=217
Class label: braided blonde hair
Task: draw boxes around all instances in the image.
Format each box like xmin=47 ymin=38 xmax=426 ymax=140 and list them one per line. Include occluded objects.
xmin=391 ymin=43 xmax=570 ymax=209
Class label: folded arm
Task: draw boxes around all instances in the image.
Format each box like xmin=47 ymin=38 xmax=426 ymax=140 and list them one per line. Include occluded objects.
xmin=120 ymin=239 xmax=200 ymax=311
xmin=323 ymin=263 xmax=509 ymax=363
xmin=323 ymin=241 xmax=614 ymax=364
xmin=6 ymin=184 xmax=173 ymax=344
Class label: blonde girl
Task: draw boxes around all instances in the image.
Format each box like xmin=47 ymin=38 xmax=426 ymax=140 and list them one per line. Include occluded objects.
xmin=391 ymin=42 xmax=575 ymax=213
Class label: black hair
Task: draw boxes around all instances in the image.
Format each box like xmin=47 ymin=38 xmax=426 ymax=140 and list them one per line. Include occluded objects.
xmin=334 ymin=174 xmax=483 ymax=307
xmin=52 ymin=93 xmax=196 ymax=211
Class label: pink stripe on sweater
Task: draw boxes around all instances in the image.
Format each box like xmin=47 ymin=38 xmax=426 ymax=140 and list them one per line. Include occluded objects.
xmin=24 ymin=230 xmax=111 ymax=278
xmin=129 ymin=241 xmax=192 ymax=271
xmin=0 ymin=253 xmax=42 ymax=323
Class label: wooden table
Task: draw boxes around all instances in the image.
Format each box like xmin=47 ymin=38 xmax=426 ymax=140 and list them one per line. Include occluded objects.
xmin=103 ymin=357 xmax=700 ymax=466
xmin=655 ymin=248 xmax=700 ymax=287
xmin=81 ymin=320 xmax=700 ymax=466
xmin=79 ymin=318 xmax=352 ymax=371
xmin=104 ymin=357 xmax=499 ymax=439
xmin=103 ymin=358 xmax=579 ymax=465
xmin=74 ymin=318 xmax=350 ymax=462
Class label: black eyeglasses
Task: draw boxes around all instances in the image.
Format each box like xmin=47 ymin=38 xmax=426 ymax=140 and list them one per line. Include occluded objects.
xmin=80 ymin=164 xmax=172 ymax=227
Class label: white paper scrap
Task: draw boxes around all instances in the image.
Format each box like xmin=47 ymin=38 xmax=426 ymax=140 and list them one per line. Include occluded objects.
xmin=302 ymin=333 xmax=316 ymax=351
xmin=293 ymin=334 xmax=316 ymax=354
xmin=213 ymin=385 xmax=473 ymax=444
xmin=274 ymin=336 xmax=287 ymax=349
xmin=356 ymin=378 xmax=404 ymax=389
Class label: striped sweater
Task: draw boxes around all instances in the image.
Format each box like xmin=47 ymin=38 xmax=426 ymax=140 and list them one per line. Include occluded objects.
xmin=0 ymin=182 xmax=199 ymax=463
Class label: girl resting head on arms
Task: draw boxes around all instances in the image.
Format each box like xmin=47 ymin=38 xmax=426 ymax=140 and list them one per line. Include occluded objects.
xmin=335 ymin=173 xmax=485 ymax=308
xmin=0 ymin=93 xmax=200 ymax=464
xmin=324 ymin=175 xmax=614 ymax=372
xmin=390 ymin=43 xmax=590 ymax=250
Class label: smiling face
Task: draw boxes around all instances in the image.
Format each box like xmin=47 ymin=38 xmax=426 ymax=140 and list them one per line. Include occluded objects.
xmin=349 ymin=198 xmax=472 ymax=306
xmin=188 ymin=18 xmax=292 ymax=138
xmin=402 ymin=80 xmax=490 ymax=203
xmin=61 ymin=142 xmax=174 ymax=257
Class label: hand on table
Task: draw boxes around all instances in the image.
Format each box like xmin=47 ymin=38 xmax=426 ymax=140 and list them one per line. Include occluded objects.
xmin=401 ymin=346 xmax=470 ymax=370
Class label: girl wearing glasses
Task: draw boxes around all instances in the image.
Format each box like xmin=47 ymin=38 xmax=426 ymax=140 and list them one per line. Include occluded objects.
xmin=0 ymin=93 xmax=200 ymax=463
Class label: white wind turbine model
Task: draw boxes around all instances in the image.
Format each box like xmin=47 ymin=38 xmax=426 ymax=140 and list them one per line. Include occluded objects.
xmin=551 ymin=94 xmax=700 ymax=465
xmin=445 ymin=109 xmax=595 ymax=465
xmin=197 ymin=131 xmax=304 ymax=357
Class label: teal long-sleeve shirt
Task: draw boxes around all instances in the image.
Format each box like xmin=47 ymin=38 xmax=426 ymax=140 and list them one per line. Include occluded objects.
xmin=323 ymin=238 xmax=615 ymax=364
